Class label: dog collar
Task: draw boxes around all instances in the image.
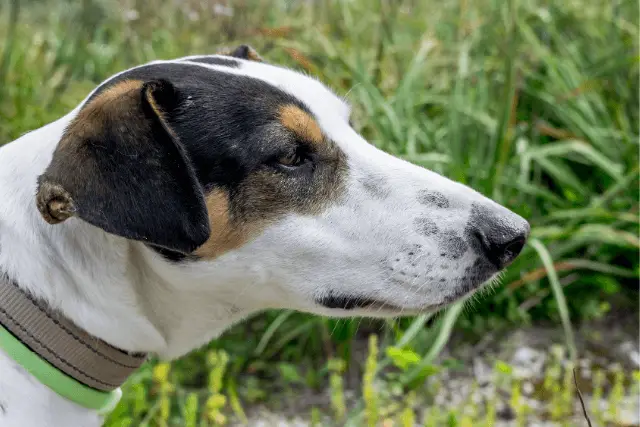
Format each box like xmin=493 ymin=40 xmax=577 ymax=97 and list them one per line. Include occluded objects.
xmin=0 ymin=275 xmax=148 ymax=414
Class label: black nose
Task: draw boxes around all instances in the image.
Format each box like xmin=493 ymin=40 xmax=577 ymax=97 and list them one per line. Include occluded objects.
xmin=482 ymin=231 xmax=528 ymax=268
xmin=469 ymin=206 xmax=530 ymax=269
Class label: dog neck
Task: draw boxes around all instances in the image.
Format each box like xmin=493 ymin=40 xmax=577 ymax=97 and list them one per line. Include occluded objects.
xmin=0 ymin=115 xmax=264 ymax=424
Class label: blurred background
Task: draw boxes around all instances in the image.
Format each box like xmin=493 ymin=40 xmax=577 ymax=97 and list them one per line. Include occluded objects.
xmin=0 ymin=0 xmax=638 ymax=425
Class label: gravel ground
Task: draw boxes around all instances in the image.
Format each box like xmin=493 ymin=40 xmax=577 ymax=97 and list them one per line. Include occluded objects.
xmin=235 ymin=313 xmax=639 ymax=426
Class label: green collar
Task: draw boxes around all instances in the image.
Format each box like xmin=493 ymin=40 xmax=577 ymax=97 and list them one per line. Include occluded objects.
xmin=0 ymin=324 xmax=122 ymax=414
xmin=0 ymin=275 xmax=148 ymax=414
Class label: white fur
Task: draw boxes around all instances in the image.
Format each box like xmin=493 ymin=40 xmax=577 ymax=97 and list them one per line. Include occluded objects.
xmin=0 ymin=55 xmax=526 ymax=426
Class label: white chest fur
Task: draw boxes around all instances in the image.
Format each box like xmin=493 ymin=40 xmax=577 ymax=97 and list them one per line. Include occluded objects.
xmin=0 ymin=350 xmax=103 ymax=427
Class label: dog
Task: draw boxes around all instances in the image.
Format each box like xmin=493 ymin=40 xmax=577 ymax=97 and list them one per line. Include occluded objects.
xmin=0 ymin=45 xmax=529 ymax=426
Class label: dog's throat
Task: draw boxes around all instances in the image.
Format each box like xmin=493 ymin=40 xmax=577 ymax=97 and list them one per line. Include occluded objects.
xmin=0 ymin=273 xmax=148 ymax=413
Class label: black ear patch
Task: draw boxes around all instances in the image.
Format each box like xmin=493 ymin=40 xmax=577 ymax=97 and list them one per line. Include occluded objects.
xmin=217 ymin=44 xmax=263 ymax=62
xmin=36 ymin=79 xmax=210 ymax=254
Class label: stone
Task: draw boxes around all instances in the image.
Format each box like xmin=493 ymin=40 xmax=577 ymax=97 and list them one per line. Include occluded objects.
xmin=511 ymin=347 xmax=547 ymax=379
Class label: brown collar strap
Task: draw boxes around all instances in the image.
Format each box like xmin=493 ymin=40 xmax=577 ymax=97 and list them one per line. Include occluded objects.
xmin=0 ymin=275 xmax=147 ymax=391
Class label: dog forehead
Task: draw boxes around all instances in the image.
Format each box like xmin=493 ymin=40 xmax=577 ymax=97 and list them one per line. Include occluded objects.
xmin=165 ymin=56 xmax=351 ymax=124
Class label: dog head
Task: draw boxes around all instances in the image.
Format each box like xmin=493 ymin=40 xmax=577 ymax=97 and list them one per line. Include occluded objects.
xmin=36 ymin=45 xmax=529 ymax=319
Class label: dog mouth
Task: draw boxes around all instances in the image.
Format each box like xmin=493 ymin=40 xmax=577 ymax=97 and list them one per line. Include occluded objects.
xmin=316 ymin=270 xmax=498 ymax=314
xmin=317 ymin=294 xmax=400 ymax=311
xmin=316 ymin=294 xmax=443 ymax=313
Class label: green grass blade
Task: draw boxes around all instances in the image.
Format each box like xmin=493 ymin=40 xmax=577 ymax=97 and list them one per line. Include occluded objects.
xmin=395 ymin=314 xmax=433 ymax=349
xmin=400 ymin=301 xmax=464 ymax=385
xmin=0 ymin=0 xmax=20 ymax=94
xmin=530 ymin=238 xmax=577 ymax=362
xmin=253 ymin=310 xmax=294 ymax=356
xmin=489 ymin=0 xmax=519 ymax=199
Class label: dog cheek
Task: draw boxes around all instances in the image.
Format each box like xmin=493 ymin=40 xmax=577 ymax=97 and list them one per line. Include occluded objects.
xmin=194 ymin=138 xmax=348 ymax=260
xmin=192 ymin=173 xmax=301 ymax=260
xmin=193 ymin=188 xmax=262 ymax=259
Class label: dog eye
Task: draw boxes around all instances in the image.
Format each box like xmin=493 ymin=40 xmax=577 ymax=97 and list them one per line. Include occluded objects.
xmin=276 ymin=147 xmax=309 ymax=169
xmin=279 ymin=151 xmax=302 ymax=166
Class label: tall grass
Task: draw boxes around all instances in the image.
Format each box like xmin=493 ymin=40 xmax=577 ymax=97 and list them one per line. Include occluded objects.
xmin=0 ymin=0 xmax=638 ymax=423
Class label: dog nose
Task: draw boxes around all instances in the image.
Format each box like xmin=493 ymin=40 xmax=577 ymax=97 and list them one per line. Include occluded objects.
xmin=470 ymin=207 xmax=530 ymax=269
xmin=483 ymin=228 xmax=528 ymax=268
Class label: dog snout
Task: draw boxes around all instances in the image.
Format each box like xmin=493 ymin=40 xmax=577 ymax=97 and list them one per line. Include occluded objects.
xmin=468 ymin=204 xmax=530 ymax=269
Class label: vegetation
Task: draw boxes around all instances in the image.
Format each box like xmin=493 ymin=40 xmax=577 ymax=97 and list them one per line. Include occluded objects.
xmin=1 ymin=0 xmax=637 ymax=425
xmin=107 ymin=337 xmax=639 ymax=426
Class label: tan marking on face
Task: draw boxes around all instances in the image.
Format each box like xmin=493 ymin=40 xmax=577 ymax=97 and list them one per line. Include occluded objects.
xmin=194 ymin=147 xmax=348 ymax=260
xmin=278 ymin=104 xmax=324 ymax=147
xmin=195 ymin=107 xmax=347 ymax=260
xmin=194 ymin=189 xmax=266 ymax=259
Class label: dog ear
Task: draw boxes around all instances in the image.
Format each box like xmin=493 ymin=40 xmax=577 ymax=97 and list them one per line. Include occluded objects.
xmin=217 ymin=44 xmax=263 ymax=62
xmin=36 ymin=79 xmax=211 ymax=254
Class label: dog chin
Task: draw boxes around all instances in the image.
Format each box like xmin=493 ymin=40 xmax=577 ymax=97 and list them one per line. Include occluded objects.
xmin=313 ymin=295 xmax=446 ymax=318
xmin=314 ymin=274 xmax=501 ymax=318
xmin=315 ymin=302 xmax=444 ymax=319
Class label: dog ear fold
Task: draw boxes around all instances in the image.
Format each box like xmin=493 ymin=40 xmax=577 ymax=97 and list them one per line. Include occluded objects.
xmin=217 ymin=44 xmax=264 ymax=62
xmin=36 ymin=79 xmax=211 ymax=254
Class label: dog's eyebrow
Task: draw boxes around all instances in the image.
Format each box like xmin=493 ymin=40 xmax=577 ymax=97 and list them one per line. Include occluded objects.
xmin=278 ymin=104 xmax=324 ymax=146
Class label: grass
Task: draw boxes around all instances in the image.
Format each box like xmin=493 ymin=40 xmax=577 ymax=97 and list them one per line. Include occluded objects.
xmin=106 ymin=336 xmax=638 ymax=426
xmin=0 ymin=0 xmax=638 ymax=424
